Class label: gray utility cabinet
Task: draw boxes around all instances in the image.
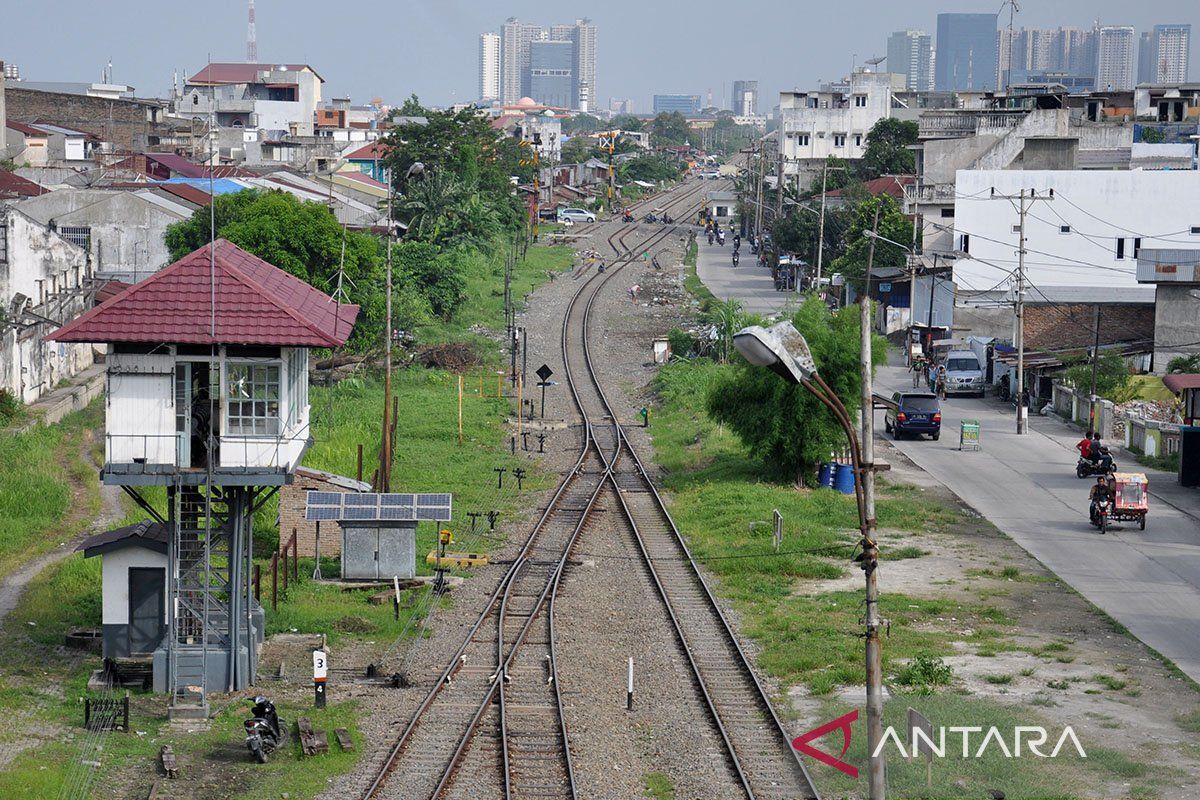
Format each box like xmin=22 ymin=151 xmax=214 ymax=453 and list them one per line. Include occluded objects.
xmin=340 ymin=521 xmax=417 ymax=580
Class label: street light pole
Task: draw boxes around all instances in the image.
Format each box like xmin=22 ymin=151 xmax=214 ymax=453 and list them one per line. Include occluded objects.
xmin=733 ymin=322 xmax=884 ymax=799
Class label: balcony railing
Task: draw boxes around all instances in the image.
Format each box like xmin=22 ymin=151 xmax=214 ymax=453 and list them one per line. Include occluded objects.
xmin=918 ymin=110 xmax=1027 ymax=139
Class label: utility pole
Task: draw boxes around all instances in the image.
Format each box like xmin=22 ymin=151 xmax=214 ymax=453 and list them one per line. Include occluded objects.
xmin=379 ymin=169 xmax=394 ymax=491
xmin=815 ymin=161 xmax=847 ymax=292
xmin=991 ymin=187 xmax=1052 ymax=434
xmin=1088 ymin=304 xmax=1102 ymax=433
xmin=860 ymin=205 xmax=885 ymax=800
xmin=774 ymin=137 xmax=784 ymax=220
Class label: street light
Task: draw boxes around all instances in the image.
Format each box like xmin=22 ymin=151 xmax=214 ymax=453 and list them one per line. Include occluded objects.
xmin=733 ymin=320 xmax=886 ymax=800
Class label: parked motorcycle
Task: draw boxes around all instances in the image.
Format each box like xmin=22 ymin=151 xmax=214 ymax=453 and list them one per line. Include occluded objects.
xmin=644 ymin=213 xmax=658 ymax=223
xmin=244 ymin=696 xmax=283 ymax=763
xmin=662 ymin=213 xmax=674 ymax=224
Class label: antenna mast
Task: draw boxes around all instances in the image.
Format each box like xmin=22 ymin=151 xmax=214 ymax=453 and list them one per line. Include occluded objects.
xmin=246 ymin=0 xmax=258 ymax=62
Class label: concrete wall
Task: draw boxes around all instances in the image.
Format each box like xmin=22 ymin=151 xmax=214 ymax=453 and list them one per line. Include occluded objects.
xmin=0 ymin=209 xmax=93 ymax=403
xmin=1152 ymin=284 xmax=1200 ymax=369
xmin=780 ymin=72 xmax=895 ymax=165
xmin=954 ymin=170 xmax=1200 ymax=288
xmin=15 ymin=190 xmax=185 ymax=281
xmin=5 ymin=87 xmax=165 ymax=152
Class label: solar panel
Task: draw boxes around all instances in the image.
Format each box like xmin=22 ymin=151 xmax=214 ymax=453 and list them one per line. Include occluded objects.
xmin=304 ymin=491 xmax=453 ymax=522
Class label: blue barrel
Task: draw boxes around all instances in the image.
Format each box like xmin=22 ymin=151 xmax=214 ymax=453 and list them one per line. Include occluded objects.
xmin=833 ymin=463 xmax=856 ymax=495
xmin=818 ymin=463 xmax=834 ymax=488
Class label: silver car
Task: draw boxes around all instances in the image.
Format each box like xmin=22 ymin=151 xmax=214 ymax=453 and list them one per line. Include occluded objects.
xmin=557 ymin=208 xmax=596 ymax=223
xmin=942 ymin=351 xmax=985 ymax=397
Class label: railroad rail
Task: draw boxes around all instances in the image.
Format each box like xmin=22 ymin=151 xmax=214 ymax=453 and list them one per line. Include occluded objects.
xmin=359 ymin=181 xmax=707 ymax=800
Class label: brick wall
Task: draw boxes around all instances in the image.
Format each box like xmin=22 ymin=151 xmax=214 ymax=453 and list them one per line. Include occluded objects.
xmin=1025 ymin=303 xmax=1154 ymax=351
xmin=6 ymin=88 xmax=167 ymax=152
xmin=279 ymin=471 xmax=364 ymax=558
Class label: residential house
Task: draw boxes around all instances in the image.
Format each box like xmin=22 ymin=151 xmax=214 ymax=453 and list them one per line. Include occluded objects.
xmin=0 ymin=206 xmax=93 ymax=404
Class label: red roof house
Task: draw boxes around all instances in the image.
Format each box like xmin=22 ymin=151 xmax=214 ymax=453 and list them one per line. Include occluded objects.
xmin=188 ymin=63 xmax=324 ymax=85
xmin=49 ymin=239 xmax=358 ymax=347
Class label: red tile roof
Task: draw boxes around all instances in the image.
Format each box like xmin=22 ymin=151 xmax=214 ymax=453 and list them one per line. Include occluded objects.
xmin=143 ymin=153 xmax=258 ymax=179
xmin=0 ymin=170 xmax=47 ymax=198
xmin=344 ymin=142 xmax=389 ymax=161
xmin=825 ymin=175 xmax=915 ymax=200
xmin=49 ymin=239 xmax=358 ymax=347
xmin=6 ymin=121 xmax=46 ymax=137
xmin=188 ymin=62 xmax=324 ymax=85
xmin=336 ymin=170 xmax=387 ymax=190
xmin=1163 ymin=374 xmax=1200 ymax=393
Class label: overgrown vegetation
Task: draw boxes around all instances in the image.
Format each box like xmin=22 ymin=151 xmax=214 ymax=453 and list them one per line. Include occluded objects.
xmin=1062 ymin=350 xmax=1139 ymax=404
xmin=705 ymin=296 xmax=886 ymax=483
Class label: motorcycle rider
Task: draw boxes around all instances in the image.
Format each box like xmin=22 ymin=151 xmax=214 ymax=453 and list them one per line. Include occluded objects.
xmin=1076 ymin=430 xmax=1094 ymax=463
xmin=708 ymin=230 xmax=714 ymax=245
xmin=1089 ymin=475 xmax=1113 ymax=525
xmin=732 ymin=250 xmax=740 ymax=266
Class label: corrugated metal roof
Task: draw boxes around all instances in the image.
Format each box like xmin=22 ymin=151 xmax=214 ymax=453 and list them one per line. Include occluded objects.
xmin=49 ymin=239 xmax=359 ymax=347
xmin=1163 ymin=374 xmax=1200 ymax=393
xmin=78 ymin=520 xmax=168 ymax=557
xmin=0 ymin=171 xmax=48 ymax=198
xmin=144 ymin=153 xmax=257 ymax=179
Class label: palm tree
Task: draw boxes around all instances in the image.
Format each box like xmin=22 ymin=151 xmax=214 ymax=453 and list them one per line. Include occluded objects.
xmin=705 ymin=298 xmax=747 ymax=364
xmin=399 ymin=172 xmax=466 ymax=243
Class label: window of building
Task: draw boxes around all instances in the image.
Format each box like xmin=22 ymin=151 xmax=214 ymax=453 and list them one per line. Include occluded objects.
xmin=1191 ymin=225 xmax=1200 ymax=235
xmin=59 ymin=226 xmax=91 ymax=250
xmin=286 ymin=349 xmax=308 ymax=429
xmin=940 ymin=208 xmax=955 ymax=218
xmin=807 ymin=97 xmax=819 ymax=109
xmin=854 ymin=134 xmax=862 ymax=147
xmin=833 ymin=134 xmax=846 ymax=147
xmin=1116 ymin=238 xmax=1125 ymax=259
xmin=1133 ymin=237 xmax=1142 ymax=258
xmin=226 ymin=362 xmax=281 ymax=436
xmin=853 ymin=95 xmax=867 ymax=107
xmin=960 ymin=234 xmax=970 ymax=253
xmin=1059 ymin=225 xmax=1071 ymax=234
xmin=798 ymin=134 xmax=810 ymax=146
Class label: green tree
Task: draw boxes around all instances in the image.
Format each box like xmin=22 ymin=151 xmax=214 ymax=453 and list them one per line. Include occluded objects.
xmin=707 ymin=296 xmax=887 ymax=484
xmin=1064 ymin=352 xmax=1138 ymax=403
xmin=704 ymin=299 xmax=748 ymax=364
xmin=828 ymin=194 xmax=914 ymax=291
xmin=560 ymin=136 xmax=594 ymax=165
xmin=392 ymin=240 xmax=465 ymax=320
xmin=563 ymin=114 xmax=601 ymax=135
xmin=609 ymin=114 xmax=644 ymax=132
xmin=771 ymin=205 xmax=851 ymax=264
xmin=396 ymin=93 xmax=426 ymax=117
xmin=164 ymin=189 xmax=388 ymax=350
xmin=859 ymin=118 xmax=918 ymax=179
xmin=619 ymin=154 xmax=683 ymax=184
xmin=650 ymin=112 xmax=690 ymax=147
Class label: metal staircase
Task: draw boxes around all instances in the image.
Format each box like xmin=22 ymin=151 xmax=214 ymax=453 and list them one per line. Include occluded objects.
xmin=168 ymin=483 xmax=230 ymax=716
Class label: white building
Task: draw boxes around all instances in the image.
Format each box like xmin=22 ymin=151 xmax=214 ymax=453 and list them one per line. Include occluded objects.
xmin=778 ymin=69 xmax=902 ymax=189
xmin=1097 ymin=26 xmax=1136 ymax=91
xmin=479 ymin=32 xmax=501 ymax=103
xmin=179 ymin=63 xmax=323 ymax=138
xmin=1152 ymin=24 xmax=1192 ymax=84
xmin=951 ymin=170 xmax=1200 ymax=292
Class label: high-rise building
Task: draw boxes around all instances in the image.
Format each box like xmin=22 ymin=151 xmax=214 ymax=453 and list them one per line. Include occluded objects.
xmin=887 ymin=30 xmax=933 ymax=91
xmin=498 ymin=18 xmax=594 ymax=110
xmin=999 ymin=27 xmax=1098 ymax=89
xmin=529 ymin=40 xmax=574 ymax=109
xmin=1138 ymin=31 xmax=1156 ymax=84
xmin=653 ymin=94 xmax=701 ymax=115
xmin=500 ymin=18 xmax=547 ymax=104
xmin=730 ymin=80 xmax=758 ymax=115
xmin=478 ymin=32 xmax=501 ymax=103
xmin=935 ymin=13 xmax=999 ymax=91
xmin=1097 ymin=26 xmax=1136 ymax=91
xmin=1152 ymin=24 xmax=1192 ymax=83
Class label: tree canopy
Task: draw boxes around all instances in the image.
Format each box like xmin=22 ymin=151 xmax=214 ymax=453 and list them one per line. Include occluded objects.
xmin=859 ymin=118 xmax=918 ymax=179
xmin=706 ymin=296 xmax=887 ymax=483
xmin=828 ymin=194 xmax=914 ymax=290
xmin=650 ymin=112 xmax=690 ymax=147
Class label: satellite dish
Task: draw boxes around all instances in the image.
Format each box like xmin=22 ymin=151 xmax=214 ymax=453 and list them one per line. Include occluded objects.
xmin=866 ymin=56 xmax=886 ymax=67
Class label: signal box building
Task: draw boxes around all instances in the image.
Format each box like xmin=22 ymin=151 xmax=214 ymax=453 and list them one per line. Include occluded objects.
xmin=50 ymin=239 xmax=357 ymax=717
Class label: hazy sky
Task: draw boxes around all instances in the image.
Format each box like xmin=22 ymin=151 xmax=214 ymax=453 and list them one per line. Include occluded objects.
xmin=3 ymin=1 xmax=1196 ymax=111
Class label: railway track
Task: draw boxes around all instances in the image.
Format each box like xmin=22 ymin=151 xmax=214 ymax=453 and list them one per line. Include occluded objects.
xmin=360 ymin=175 xmax=817 ymax=800
xmin=360 ymin=181 xmax=705 ymax=800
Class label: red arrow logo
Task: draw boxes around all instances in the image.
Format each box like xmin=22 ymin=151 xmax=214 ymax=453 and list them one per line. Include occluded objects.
xmin=792 ymin=709 xmax=859 ymax=778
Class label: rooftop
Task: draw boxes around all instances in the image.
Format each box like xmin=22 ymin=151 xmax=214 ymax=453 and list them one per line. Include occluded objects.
xmin=49 ymin=239 xmax=359 ymax=347
xmin=78 ymin=520 xmax=168 ymax=558
xmin=188 ymin=62 xmax=324 ymax=85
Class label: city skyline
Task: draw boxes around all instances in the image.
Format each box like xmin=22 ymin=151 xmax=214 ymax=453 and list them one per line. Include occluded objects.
xmin=0 ymin=1 xmax=1195 ymax=111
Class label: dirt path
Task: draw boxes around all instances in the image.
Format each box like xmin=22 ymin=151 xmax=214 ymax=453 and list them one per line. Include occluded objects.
xmin=0 ymin=434 xmax=123 ymax=625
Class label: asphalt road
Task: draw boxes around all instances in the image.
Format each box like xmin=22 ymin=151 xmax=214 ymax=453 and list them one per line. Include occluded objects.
xmin=874 ymin=360 xmax=1200 ymax=684
xmin=695 ymin=234 xmax=798 ymax=314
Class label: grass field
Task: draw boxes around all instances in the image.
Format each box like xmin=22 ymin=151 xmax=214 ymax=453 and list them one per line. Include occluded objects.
xmin=0 ymin=400 xmax=102 ymax=580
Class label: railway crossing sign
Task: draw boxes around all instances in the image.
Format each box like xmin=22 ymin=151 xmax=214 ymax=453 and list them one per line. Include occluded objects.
xmin=536 ymin=364 xmax=554 ymax=382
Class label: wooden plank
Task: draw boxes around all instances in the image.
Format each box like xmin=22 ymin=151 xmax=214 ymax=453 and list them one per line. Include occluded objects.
xmin=159 ymin=745 xmax=178 ymax=779
xmin=297 ymin=717 xmax=328 ymax=756
xmin=334 ymin=728 xmax=354 ymax=751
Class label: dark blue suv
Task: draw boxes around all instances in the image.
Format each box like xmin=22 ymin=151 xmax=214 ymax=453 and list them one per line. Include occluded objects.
xmin=885 ymin=392 xmax=942 ymax=440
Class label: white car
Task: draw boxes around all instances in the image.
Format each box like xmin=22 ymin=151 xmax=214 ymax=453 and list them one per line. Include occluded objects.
xmin=557 ymin=208 xmax=596 ymax=223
